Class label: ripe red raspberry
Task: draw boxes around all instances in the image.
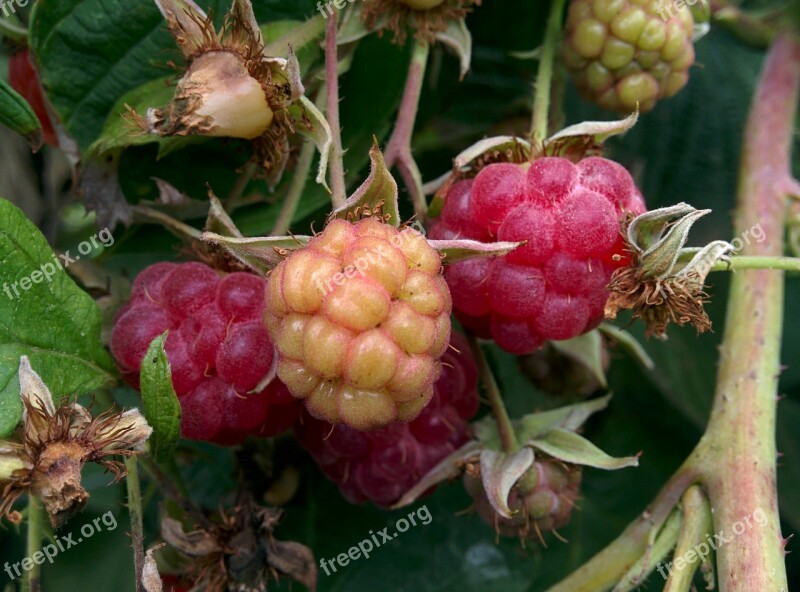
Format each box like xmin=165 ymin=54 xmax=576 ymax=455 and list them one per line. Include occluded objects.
xmin=8 ymin=49 xmax=58 ymax=146
xmin=264 ymin=217 xmax=451 ymax=431
xmin=111 ymin=262 xmax=300 ymax=445
xmin=562 ymin=0 xmax=695 ymax=112
xmin=464 ymin=459 xmax=582 ymax=540
xmin=429 ymin=157 xmax=645 ymax=355
xmin=295 ymin=332 xmax=479 ymax=506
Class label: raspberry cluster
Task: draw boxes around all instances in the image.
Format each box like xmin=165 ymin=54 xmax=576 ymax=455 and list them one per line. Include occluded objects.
xmin=111 ymin=262 xmax=299 ymax=445
xmin=295 ymin=332 xmax=479 ymax=506
xmin=464 ymin=459 xmax=582 ymax=539
xmin=562 ymin=0 xmax=695 ymax=112
xmin=430 ymin=157 xmax=645 ymax=355
xmin=265 ymin=218 xmax=451 ymax=431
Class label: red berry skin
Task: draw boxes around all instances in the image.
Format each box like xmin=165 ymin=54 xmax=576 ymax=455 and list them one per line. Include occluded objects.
xmin=8 ymin=50 xmax=58 ymax=146
xmin=111 ymin=262 xmax=301 ymax=444
xmin=431 ymin=157 xmax=646 ymax=355
xmin=295 ymin=332 xmax=479 ymax=506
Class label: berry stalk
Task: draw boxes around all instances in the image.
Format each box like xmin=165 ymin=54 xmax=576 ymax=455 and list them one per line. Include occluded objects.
xmin=270 ymin=137 xmax=317 ymax=235
xmin=466 ymin=333 xmax=519 ymax=453
xmin=325 ymin=10 xmax=347 ymax=207
xmin=125 ymin=457 xmax=147 ymax=592
xmin=22 ymin=497 xmax=44 ymax=592
xmin=709 ymin=255 xmax=800 ymax=273
xmin=699 ymin=30 xmax=799 ymax=592
xmin=384 ymin=39 xmax=431 ymax=221
xmin=531 ymin=0 xmax=567 ymax=142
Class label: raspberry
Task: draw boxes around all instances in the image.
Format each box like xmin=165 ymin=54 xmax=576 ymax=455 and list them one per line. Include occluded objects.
xmin=8 ymin=49 xmax=58 ymax=146
xmin=464 ymin=459 xmax=582 ymax=540
xmin=562 ymin=0 xmax=695 ymax=112
xmin=265 ymin=217 xmax=451 ymax=431
xmin=430 ymin=157 xmax=645 ymax=355
xmin=295 ymin=332 xmax=479 ymax=506
xmin=111 ymin=262 xmax=300 ymax=444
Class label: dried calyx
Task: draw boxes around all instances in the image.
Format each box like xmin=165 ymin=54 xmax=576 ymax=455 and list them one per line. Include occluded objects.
xmin=605 ymin=203 xmax=735 ymax=338
xmin=0 ymin=357 xmax=151 ymax=527
xmin=161 ymin=496 xmax=316 ymax=592
xmin=362 ymin=0 xmax=480 ymax=44
xmin=135 ymin=0 xmax=321 ymax=181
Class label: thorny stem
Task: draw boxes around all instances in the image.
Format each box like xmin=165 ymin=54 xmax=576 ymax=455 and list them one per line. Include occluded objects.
xmin=126 ymin=457 xmax=146 ymax=592
xmin=270 ymin=138 xmax=316 ymax=235
xmin=699 ymin=31 xmax=798 ymax=592
xmin=22 ymin=497 xmax=43 ymax=592
xmin=546 ymin=31 xmax=799 ymax=592
xmin=325 ymin=10 xmax=346 ymax=208
xmin=465 ymin=333 xmax=519 ymax=453
xmin=384 ymin=40 xmax=430 ymax=222
xmin=530 ymin=0 xmax=567 ymax=142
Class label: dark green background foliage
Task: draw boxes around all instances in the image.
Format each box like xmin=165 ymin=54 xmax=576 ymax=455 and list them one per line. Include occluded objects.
xmin=1 ymin=0 xmax=799 ymax=591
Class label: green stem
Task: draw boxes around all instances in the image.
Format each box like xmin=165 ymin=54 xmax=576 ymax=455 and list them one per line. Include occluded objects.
xmin=546 ymin=463 xmax=699 ymax=592
xmin=22 ymin=497 xmax=44 ymax=592
xmin=270 ymin=138 xmax=316 ymax=235
xmin=710 ymin=255 xmax=800 ymax=273
xmin=125 ymin=457 xmax=146 ymax=592
xmin=226 ymin=162 xmax=256 ymax=210
xmin=530 ymin=0 xmax=567 ymax=142
xmin=324 ymin=10 xmax=347 ymax=208
xmin=465 ymin=334 xmax=519 ymax=453
xmin=384 ymin=39 xmax=430 ymax=222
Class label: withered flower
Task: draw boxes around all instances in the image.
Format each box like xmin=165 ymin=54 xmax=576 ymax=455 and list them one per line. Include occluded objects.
xmin=136 ymin=0 xmax=331 ymax=185
xmin=161 ymin=496 xmax=316 ymax=592
xmin=362 ymin=0 xmax=480 ymax=45
xmin=605 ymin=203 xmax=735 ymax=339
xmin=0 ymin=357 xmax=152 ymax=527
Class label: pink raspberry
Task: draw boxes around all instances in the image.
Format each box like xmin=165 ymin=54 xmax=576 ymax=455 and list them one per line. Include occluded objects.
xmin=110 ymin=262 xmax=300 ymax=444
xmin=294 ymin=332 xmax=479 ymax=506
xmin=430 ymin=157 xmax=646 ymax=354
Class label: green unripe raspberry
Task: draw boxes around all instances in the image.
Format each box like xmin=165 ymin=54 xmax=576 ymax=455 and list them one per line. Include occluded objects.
xmin=563 ymin=0 xmax=696 ymax=113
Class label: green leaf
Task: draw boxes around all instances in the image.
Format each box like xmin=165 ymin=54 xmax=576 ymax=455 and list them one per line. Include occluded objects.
xmin=528 ymin=428 xmax=640 ymax=470
xmin=139 ymin=332 xmax=181 ymax=463
xmin=0 ymin=198 xmax=115 ymax=437
xmin=0 ymin=78 xmax=44 ymax=151
xmin=0 ymin=371 xmax=22 ymax=437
